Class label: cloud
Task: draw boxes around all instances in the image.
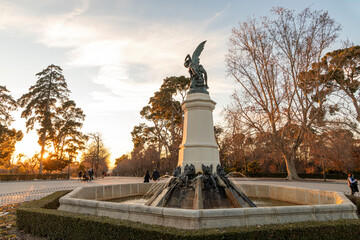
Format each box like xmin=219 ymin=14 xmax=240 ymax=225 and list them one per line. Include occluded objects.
xmin=1 ymin=1 xmax=233 ymax=110
xmin=92 ymin=65 xmax=157 ymax=98
xmin=66 ymin=40 xmax=128 ymax=67
xmin=1 ymin=1 xmax=236 ymax=163
xmin=60 ymin=7 xmax=232 ymax=112
xmin=205 ymin=3 xmax=231 ymax=27
xmin=0 ymin=0 xmax=95 ymax=48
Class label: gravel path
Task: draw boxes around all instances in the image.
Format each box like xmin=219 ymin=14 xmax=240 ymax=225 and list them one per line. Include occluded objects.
xmin=0 ymin=177 xmax=143 ymax=195
xmin=0 ymin=176 xmax=355 ymax=206
xmin=0 ymin=177 xmax=143 ymax=206
xmin=234 ymin=178 xmax=352 ymax=195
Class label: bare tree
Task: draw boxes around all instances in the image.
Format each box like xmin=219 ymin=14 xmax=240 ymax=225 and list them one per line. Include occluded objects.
xmin=81 ymin=132 xmax=110 ymax=177
xmin=226 ymin=7 xmax=341 ymax=180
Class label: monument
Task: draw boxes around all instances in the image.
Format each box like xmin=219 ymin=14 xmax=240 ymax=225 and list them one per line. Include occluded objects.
xmin=58 ymin=41 xmax=358 ymax=229
xmin=144 ymin=41 xmax=256 ymax=209
xmin=178 ymin=40 xmax=220 ymax=172
xmin=183 ymin=40 xmax=209 ymax=94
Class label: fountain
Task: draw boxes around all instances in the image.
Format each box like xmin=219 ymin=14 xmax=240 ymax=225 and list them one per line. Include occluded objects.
xmin=145 ymin=41 xmax=256 ymax=209
xmin=59 ymin=41 xmax=358 ymax=229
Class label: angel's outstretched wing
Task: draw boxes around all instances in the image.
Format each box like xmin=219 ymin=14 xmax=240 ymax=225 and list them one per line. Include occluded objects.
xmin=191 ymin=40 xmax=207 ymax=66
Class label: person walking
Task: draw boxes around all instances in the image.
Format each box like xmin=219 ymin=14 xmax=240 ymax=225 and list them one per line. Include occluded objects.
xmin=151 ymin=169 xmax=160 ymax=181
xmin=89 ymin=168 xmax=94 ymax=181
xmin=144 ymin=170 xmax=150 ymax=183
xmin=82 ymin=171 xmax=89 ymax=181
xmin=348 ymin=173 xmax=359 ymax=195
xmin=78 ymin=171 xmax=82 ymax=181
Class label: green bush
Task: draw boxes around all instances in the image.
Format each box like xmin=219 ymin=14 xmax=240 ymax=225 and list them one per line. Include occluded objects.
xmin=16 ymin=191 xmax=360 ymax=240
xmin=246 ymin=172 xmax=288 ymax=178
xmin=298 ymin=173 xmax=349 ymax=179
xmin=243 ymin=172 xmax=354 ymax=180
xmin=0 ymin=173 xmax=69 ymax=181
xmin=346 ymin=194 xmax=360 ymax=215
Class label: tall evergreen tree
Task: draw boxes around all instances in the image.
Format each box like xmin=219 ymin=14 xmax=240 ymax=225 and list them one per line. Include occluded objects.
xmin=0 ymin=86 xmax=23 ymax=167
xmin=18 ymin=65 xmax=70 ymax=174
xmin=45 ymin=100 xmax=87 ymax=172
xmin=138 ymin=76 xmax=190 ymax=170
xmin=0 ymin=85 xmax=17 ymax=126
xmin=323 ymin=46 xmax=360 ymax=124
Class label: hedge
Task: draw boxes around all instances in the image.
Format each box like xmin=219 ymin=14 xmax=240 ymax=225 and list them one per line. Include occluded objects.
xmin=346 ymin=194 xmax=360 ymax=215
xmin=245 ymin=172 xmax=359 ymax=180
xmin=16 ymin=191 xmax=360 ymax=240
xmin=0 ymin=173 xmax=69 ymax=181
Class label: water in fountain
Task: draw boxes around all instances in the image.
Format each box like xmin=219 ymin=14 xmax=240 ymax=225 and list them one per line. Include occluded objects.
xmin=103 ymin=176 xmax=172 ymax=205
xmin=103 ymin=170 xmax=301 ymax=208
xmin=142 ymin=176 xmax=172 ymax=200
xmin=226 ymin=172 xmax=252 ymax=196
xmin=142 ymin=164 xmax=257 ymax=209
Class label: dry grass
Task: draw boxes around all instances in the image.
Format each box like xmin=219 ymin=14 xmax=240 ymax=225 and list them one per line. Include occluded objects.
xmin=0 ymin=203 xmax=45 ymax=240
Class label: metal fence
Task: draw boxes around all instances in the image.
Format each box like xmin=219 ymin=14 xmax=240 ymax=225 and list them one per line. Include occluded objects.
xmin=0 ymin=186 xmax=77 ymax=206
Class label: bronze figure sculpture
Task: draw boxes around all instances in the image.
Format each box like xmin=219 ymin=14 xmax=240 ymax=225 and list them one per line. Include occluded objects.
xmin=184 ymin=41 xmax=209 ymax=94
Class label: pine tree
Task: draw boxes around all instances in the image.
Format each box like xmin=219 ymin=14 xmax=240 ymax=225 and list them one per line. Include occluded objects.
xmin=51 ymin=100 xmax=87 ymax=173
xmin=18 ymin=65 xmax=70 ymax=174
xmin=0 ymin=86 xmax=23 ymax=167
xmin=0 ymin=85 xmax=17 ymax=126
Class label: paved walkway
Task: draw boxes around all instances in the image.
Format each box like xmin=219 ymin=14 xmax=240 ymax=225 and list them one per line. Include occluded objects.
xmin=0 ymin=177 xmax=143 ymax=206
xmin=0 ymin=177 xmax=351 ymax=195
xmin=0 ymin=176 xmax=355 ymax=206
xmin=233 ymin=178 xmax=352 ymax=195
xmin=0 ymin=177 xmax=143 ymax=195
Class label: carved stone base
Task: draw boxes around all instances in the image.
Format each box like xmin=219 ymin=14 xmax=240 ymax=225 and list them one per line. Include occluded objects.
xmin=178 ymin=93 xmax=220 ymax=173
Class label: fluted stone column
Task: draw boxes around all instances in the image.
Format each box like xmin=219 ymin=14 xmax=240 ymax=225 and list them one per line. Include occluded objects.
xmin=178 ymin=93 xmax=220 ymax=173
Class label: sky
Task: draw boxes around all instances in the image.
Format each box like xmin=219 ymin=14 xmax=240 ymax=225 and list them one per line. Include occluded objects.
xmin=1 ymin=0 xmax=359 ymax=167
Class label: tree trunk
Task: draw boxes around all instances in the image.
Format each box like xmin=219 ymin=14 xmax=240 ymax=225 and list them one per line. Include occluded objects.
xmin=171 ymin=107 xmax=176 ymax=170
xmin=39 ymin=133 xmax=46 ymax=174
xmin=283 ymin=154 xmax=300 ymax=180
xmin=321 ymin=157 xmax=327 ymax=182
xmin=39 ymin=67 xmax=53 ymax=175
xmin=68 ymin=156 xmax=72 ymax=179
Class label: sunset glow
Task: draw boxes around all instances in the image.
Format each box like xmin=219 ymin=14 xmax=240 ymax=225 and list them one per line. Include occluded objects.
xmin=1 ymin=0 xmax=360 ymax=167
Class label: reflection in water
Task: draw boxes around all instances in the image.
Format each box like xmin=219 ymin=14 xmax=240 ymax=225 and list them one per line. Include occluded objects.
xmin=106 ymin=196 xmax=147 ymax=205
xmin=142 ymin=176 xmax=171 ymax=200
xmin=250 ymin=197 xmax=300 ymax=207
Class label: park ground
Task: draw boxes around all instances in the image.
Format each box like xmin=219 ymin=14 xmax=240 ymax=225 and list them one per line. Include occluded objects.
xmin=0 ymin=176 xmax=356 ymax=239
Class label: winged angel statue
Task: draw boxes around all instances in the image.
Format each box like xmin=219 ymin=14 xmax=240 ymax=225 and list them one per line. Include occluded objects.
xmin=184 ymin=41 xmax=209 ymax=94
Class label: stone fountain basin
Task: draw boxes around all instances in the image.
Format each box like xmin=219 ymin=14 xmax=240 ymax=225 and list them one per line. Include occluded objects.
xmin=58 ymin=183 xmax=358 ymax=229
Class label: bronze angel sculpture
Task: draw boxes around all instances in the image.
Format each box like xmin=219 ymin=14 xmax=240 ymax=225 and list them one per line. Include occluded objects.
xmin=184 ymin=41 xmax=209 ymax=94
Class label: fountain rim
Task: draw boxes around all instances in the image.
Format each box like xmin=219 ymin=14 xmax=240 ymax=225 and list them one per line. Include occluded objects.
xmin=58 ymin=182 xmax=357 ymax=229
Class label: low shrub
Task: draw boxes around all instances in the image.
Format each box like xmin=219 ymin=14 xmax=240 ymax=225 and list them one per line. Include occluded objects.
xmin=16 ymin=191 xmax=360 ymax=240
xmin=346 ymin=194 xmax=360 ymax=215
xmin=246 ymin=172 xmax=288 ymax=178
xmin=0 ymin=173 xmax=69 ymax=181
xmin=244 ymin=172 xmax=356 ymax=180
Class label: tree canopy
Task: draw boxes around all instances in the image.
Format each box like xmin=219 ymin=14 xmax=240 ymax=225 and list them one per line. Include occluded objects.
xmin=226 ymin=7 xmax=341 ymax=180
xmin=18 ymin=64 xmax=86 ymax=174
xmin=0 ymin=86 xmax=23 ymax=167
xmin=0 ymin=86 xmax=18 ymax=126
xmin=81 ymin=132 xmax=110 ymax=176
xmin=130 ymin=76 xmax=190 ymax=172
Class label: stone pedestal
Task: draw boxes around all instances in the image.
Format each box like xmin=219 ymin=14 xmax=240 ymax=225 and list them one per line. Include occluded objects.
xmin=178 ymin=93 xmax=220 ymax=173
